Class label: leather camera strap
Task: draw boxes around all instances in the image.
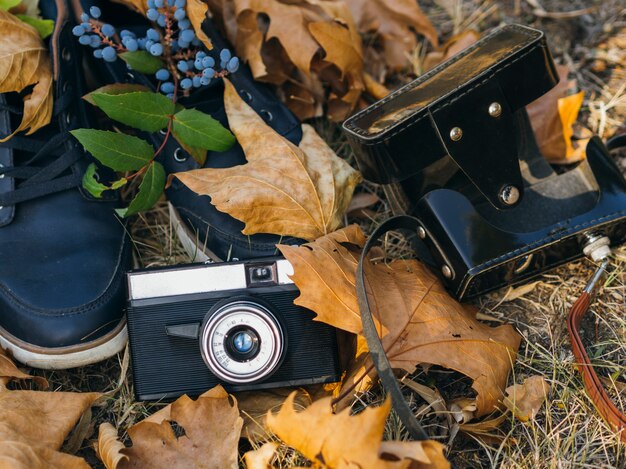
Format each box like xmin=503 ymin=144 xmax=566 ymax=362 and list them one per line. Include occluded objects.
xmin=567 ymin=260 xmax=626 ymax=441
xmin=356 ymin=215 xmax=430 ymax=440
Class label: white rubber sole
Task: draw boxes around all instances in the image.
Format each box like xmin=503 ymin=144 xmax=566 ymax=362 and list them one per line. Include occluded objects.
xmin=0 ymin=323 xmax=128 ymax=370
xmin=169 ymin=202 xmax=222 ymax=262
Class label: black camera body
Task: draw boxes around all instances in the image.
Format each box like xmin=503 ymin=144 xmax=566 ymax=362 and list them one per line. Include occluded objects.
xmin=344 ymin=24 xmax=626 ymax=300
xmin=126 ymin=258 xmax=342 ymax=401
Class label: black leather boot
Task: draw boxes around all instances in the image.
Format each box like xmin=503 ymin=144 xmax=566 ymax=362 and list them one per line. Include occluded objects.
xmin=0 ymin=0 xmax=131 ymax=368
xmin=72 ymin=0 xmax=304 ymax=262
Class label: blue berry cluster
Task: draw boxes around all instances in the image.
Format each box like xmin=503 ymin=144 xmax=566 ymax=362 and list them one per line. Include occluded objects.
xmin=73 ymin=0 xmax=240 ymax=98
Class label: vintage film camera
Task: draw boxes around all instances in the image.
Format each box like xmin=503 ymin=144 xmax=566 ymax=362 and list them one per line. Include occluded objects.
xmin=343 ymin=24 xmax=626 ymax=301
xmin=126 ymin=258 xmax=342 ymax=400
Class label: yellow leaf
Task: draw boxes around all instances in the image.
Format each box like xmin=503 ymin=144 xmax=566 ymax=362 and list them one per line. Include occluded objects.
xmin=267 ymin=393 xmax=450 ymax=468
xmin=95 ymin=423 xmax=128 ymax=469
xmin=112 ymin=386 xmax=242 ymax=468
xmin=559 ymin=91 xmax=589 ymax=162
xmin=186 ymin=0 xmax=213 ymax=50
xmin=279 ymin=226 xmax=522 ymax=417
xmin=503 ymin=375 xmax=550 ymax=422
xmin=174 ymin=79 xmax=361 ymax=240
xmin=0 ymin=9 xmax=53 ymax=141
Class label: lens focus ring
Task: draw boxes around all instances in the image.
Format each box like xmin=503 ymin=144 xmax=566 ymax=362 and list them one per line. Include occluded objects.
xmin=200 ymin=300 xmax=284 ymax=384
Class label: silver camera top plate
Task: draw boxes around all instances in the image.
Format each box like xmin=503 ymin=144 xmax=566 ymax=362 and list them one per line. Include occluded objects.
xmin=127 ymin=258 xmax=294 ymax=300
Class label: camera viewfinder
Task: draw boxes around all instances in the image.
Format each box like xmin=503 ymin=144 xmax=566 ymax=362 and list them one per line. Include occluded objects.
xmin=246 ymin=263 xmax=277 ymax=286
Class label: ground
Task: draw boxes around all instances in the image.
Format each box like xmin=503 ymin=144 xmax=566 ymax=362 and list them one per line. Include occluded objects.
xmin=19 ymin=0 xmax=626 ymax=467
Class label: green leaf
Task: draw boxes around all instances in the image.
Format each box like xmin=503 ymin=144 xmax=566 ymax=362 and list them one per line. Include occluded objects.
xmin=116 ymin=161 xmax=165 ymax=217
xmin=71 ymin=129 xmax=154 ymax=171
xmin=120 ymin=51 xmax=164 ymax=74
xmin=82 ymin=163 xmax=128 ymax=197
xmin=172 ymin=108 xmax=235 ymax=152
xmin=0 ymin=0 xmax=21 ymax=10
xmin=91 ymin=91 xmax=174 ymax=132
xmin=16 ymin=15 xmax=54 ymax=38
xmin=82 ymin=163 xmax=108 ymax=198
xmin=83 ymin=84 xmax=150 ymax=106
xmin=172 ymin=129 xmax=208 ymax=166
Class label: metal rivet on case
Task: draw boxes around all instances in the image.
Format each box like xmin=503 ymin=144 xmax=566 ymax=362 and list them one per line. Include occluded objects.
xmin=449 ymin=127 xmax=463 ymax=141
xmin=488 ymin=102 xmax=502 ymax=118
xmin=260 ymin=109 xmax=274 ymax=122
xmin=173 ymin=147 xmax=188 ymax=163
xmin=417 ymin=226 xmax=426 ymax=239
xmin=499 ymin=185 xmax=520 ymax=205
xmin=442 ymin=265 xmax=453 ymax=279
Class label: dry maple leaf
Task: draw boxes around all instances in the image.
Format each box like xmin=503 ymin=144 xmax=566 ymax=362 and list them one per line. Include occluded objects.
xmin=345 ymin=0 xmax=438 ymax=71
xmin=98 ymin=385 xmax=243 ymax=469
xmin=173 ymin=79 xmax=360 ymax=240
xmin=279 ymin=225 xmax=521 ymax=417
xmin=0 ymin=9 xmax=53 ymax=141
xmin=503 ymin=375 xmax=550 ymax=422
xmin=266 ymin=393 xmax=449 ymax=468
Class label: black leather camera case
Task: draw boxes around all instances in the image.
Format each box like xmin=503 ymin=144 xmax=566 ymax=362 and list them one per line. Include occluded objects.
xmin=344 ymin=24 xmax=626 ymax=300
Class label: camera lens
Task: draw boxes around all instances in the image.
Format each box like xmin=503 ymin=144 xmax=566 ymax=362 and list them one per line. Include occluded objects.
xmin=200 ymin=300 xmax=284 ymax=384
xmin=224 ymin=326 xmax=260 ymax=361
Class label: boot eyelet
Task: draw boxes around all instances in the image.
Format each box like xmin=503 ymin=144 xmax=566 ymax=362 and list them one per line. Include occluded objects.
xmin=174 ymin=147 xmax=188 ymax=162
xmin=259 ymin=109 xmax=273 ymax=122
xmin=62 ymin=48 xmax=71 ymax=61
xmin=0 ymin=162 xmax=4 ymax=179
xmin=159 ymin=129 xmax=167 ymax=135
xmin=62 ymin=81 xmax=69 ymax=93
xmin=65 ymin=112 xmax=72 ymax=125
xmin=240 ymin=89 xmax=253 ymax=102
xmin=126 ymin=72 xmax=135 ymax=81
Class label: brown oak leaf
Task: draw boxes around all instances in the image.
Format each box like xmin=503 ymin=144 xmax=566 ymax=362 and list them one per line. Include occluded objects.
xmin=503 ymin=375 xmax=550 ymax=422
xmin=98 ymin=386 xmax=243 ymax=469
xmin=0 ymin=9 xmax=53 ymax=141
xmin=267 ymin=393 xmax=450 ymax=468
xmin=173 ymin=79 xmax=361 ymax=240
xmin=279 ymin=225 xmax=521 ymax=417
xmin=0 ymin=348 xmax=47 ymax=389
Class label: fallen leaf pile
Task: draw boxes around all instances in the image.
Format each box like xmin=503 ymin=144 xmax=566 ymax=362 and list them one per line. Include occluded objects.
xmin=0 ymin=9 xmax=53 ymax=142
xmin=278 ymin=225 xmax=522 ymax=417
xmin=256 ymin=393 xmax=450 ymax=468
xmin=0 ymin=348 xmax=100 ymax=468
xmin=174 ymin=79 xmax=361 ymax=240
xmin=202 ymin=0 xmax=436 ymax=120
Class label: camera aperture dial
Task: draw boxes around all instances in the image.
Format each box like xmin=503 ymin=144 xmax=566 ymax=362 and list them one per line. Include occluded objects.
xmin=200 ymin=300 xmax=284 ymax=384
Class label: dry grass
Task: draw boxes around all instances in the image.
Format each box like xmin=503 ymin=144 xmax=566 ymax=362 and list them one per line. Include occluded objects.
xmin=26 ymin=0 xmax=626 ymax=467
